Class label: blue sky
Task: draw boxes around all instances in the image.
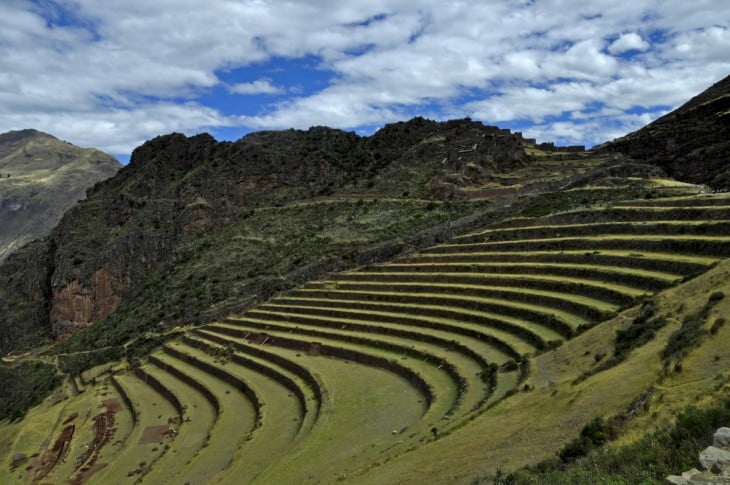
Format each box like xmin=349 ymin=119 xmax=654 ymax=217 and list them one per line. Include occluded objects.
xmin=0 ymin=1 xmax=728 ymax=162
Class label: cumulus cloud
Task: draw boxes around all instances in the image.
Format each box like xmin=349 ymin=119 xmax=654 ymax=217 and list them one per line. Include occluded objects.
xmin=608 ymin=33 xmax=650 ymax=54
xmin=0 ymin=0 xmax=727 ymax=156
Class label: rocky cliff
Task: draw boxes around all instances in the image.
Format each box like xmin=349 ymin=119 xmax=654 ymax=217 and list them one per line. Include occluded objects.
xmin=0 ymin=129 xmax=121 ymax=262
xmin=600 ymin=74 xmax=730 ymax=189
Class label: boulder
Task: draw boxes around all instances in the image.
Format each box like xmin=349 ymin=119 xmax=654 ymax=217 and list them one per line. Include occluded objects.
xmin=699 ymin=446 xmax=730 ymax=471
xmin=713 ymin=428 xmax=730 ymax=448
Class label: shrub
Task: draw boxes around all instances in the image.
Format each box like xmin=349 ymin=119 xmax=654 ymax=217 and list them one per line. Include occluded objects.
xmin=710 ymin=317 xmax=726 ymax=335
xmin=708 ymin=291 xmax=724 ymax=302
xmin=662 ymin=313 xmax=706 ymax=361
xmin=506 ymin=401 xmax=730 ymax=484
xmin=0 ymin=362 xmax=62 ymax=421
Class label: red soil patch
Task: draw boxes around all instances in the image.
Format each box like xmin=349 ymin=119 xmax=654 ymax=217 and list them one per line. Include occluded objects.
xmin=102 ymin=398 xmax=122 ymax=413
xmin=68 ymin=398 xmax=120 ymax=485
xmin=139 ymin=425 xmax=170 ymax=445
xmin=30 ymin=424 xmax=75 ymax=482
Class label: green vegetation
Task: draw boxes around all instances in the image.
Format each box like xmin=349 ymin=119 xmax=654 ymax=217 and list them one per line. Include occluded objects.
xmin=52 ymin=198 xmax=491 ymax=362
xmin=2 ymin=84 xmax=730 ymax=483
xmin=662 ymin=291 xmax=724 ymax=367
xmin=501 ymin=401 xmax=730 ymax=484
xmin=2 ymin=192 xmax=730 ymax=483
xmin=0 ymin=361 xmax=61 ymax=421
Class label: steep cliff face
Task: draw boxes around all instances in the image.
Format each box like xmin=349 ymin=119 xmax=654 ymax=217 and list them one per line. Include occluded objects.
xmin=0 ymin=239 xmax=53 ymax=353
xmin=0 ymin=119 xmax=533 ymax=355
xmin=0 ymin=129 xmax=121 ymax=262
xmin=601 ymin=75 xmax=730 ymax=189
xmin=49 ymin=265 xmax=126 ymax=337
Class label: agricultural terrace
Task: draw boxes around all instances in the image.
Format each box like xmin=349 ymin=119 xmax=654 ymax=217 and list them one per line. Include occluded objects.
xmin=3 ymin=193 xmax=730 ymax=482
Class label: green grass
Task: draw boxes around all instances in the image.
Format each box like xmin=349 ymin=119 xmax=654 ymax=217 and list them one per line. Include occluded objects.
xmin=502 ymin=402 xmax=730 ymax=484
xmin=0 ymin=361 xmax=61 ymax=421
xmin=206 ymin=319 xmax=461 ymax=421
xmin=346 ymin=271 xmax=644 ymax=303
xmin=5 ymin=190 xmax=730 ymax=483
xmin=436 ymin=234 xmax=730 ymax=250
xmin=230 ymin=346 xmax=427 ymax=484
xmin=291 ymin=288 xmax=586 ymax=332
xmin=225 ymin=312 xmax=492 ymax=413
xmin=0 ymin=388 xmax=68 ymax=483
xmin=148 ymin=343 xmax=258 ymax=483
xmin=275 ymin=295 xmax=564 ymax=348
xmin=133 ymin=362 xmax=216 ymax=484
xmin=313 ymin=279 xmax=620 ymax=314
xmin=460 ymin=219 xmax=730 ymax=240
xmin=179 ymin=336 xmax=313 ymax=482
xmin=91 ymin=371 xmax=179 ymax=483
xmin=254 ymin=303 xmax=519 ymax=364
xmin=408 ymin=249 xmax=718 ymax=265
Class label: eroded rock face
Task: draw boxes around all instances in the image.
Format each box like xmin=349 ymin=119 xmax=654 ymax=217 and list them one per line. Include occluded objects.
xmin=50 ymin=266 xmax=125 ymax=337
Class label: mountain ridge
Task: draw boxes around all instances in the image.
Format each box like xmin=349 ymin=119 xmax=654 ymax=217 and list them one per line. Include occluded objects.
xmin=0 ymin=118 xmax=540 ymax=356
xmin=601 ymin=74 xmax=730 ymax=188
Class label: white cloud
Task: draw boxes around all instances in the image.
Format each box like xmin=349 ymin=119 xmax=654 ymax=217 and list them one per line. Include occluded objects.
xmin=0 ymin=0 xmax=727 ymax=156
xmin=608 ymin=33 xmax=650 ymax=54
xmin=229 ymin=79 xmax=283 ymax=95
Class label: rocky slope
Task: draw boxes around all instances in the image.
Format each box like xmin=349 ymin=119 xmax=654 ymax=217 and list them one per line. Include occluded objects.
xmin=600 ymin=74 xmax=730 ymax=189
xmin=0 ymin=119 xmax=542 ymax=355
xmin=0 ymin=129 xmax=121 ymax=262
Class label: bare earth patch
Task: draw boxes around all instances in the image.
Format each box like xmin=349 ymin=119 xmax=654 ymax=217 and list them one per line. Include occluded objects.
xmin=139 ymin=425 xmax=170 ymax=445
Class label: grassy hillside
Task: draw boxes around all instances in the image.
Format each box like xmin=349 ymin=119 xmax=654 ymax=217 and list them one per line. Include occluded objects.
xmin=0 ymin=118 xmax=636 ymax=358
xmin=1 ymin=77 xmax=729 ymax=482
xmin=2 ymin=190 xmax=728 ymax=484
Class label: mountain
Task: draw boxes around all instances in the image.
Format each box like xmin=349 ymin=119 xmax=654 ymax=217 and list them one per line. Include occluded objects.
xmin=0 ymin=118 xmax=556 ymax=355
xmin=601 ymin=74 xmax=730 ymax=188
xmin=1 ymin=84 xmax=729 ymax=484
xmin=0 ymin=129 xmax=121 ymax=262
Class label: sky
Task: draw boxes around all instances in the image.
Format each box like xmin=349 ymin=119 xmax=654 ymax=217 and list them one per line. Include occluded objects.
xmin=0 ymin=1 xmax=728 ymax=162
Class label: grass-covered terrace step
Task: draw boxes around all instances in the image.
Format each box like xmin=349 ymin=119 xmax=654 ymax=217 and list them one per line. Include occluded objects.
xmin=360 ymin=261 xmax=680 ymax=292
xmin=300 ymin=281 xmax=614 ymax=323
xmin=424 ymin=235 xmax=730 ymax=258
xmin=284 ymin=289 xmax=582 ymax=337
xmin=270 ymin=295 xmax=563 ymax=349
xmin=491 ymin=206 xmax=730 ymax=229
xmin=206 ymin=318 xmax=480 ymax=412
xmin=451 ymin=220 xmax=730 ymax=244
xmin=250 ymin=301 xmax=529 ymax=360
xmin=326 ymin=272 xmax=639 ymax=307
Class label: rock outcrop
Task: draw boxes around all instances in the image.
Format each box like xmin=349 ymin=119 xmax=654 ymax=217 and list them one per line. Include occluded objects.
xmin=666 ymin=427 xmax=730 ymax=484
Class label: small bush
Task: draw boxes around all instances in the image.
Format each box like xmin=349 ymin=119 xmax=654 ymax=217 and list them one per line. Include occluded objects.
xmin=708 ymin=291 xmax=724 ymax=302
xmin=662 ymin=314 xmax=706 ymax=361
xmin=710 ymin=317 xmax=726 ymax=335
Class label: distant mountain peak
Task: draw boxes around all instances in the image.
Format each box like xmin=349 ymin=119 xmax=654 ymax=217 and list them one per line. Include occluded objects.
xmin=0 ymin=130 xmax=121 ymax=262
